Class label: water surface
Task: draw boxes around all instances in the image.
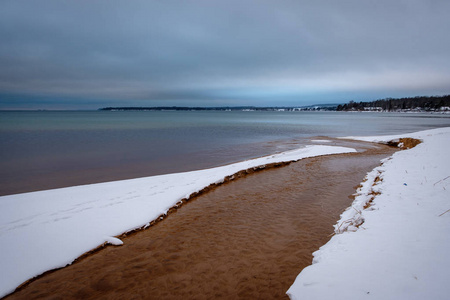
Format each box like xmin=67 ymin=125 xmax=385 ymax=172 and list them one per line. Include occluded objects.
xmin=1 ymin=111 xmax=449 ymax=195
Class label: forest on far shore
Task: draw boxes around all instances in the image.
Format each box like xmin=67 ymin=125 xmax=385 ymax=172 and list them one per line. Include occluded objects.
xmin=337 ymin=95 xmax=450 ymax=111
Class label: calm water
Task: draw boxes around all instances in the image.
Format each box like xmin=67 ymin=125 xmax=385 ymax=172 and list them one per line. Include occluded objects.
xmin=1 ymin=110 xmax=449 ymax=195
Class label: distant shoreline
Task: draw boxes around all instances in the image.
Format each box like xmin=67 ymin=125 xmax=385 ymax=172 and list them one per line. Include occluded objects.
xmin=98 ymin=105 xmax=337 ymax=112
xmin=98 ymin=94 xmax=450 ymax=113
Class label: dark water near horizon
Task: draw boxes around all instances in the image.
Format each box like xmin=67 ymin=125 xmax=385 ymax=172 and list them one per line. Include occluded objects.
xmin=1 ymin=110 xmax=449 ymax=195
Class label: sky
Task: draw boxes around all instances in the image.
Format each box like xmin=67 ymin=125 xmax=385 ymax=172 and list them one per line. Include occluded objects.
xmin=1 ymin=0 xmax=449 ymax=110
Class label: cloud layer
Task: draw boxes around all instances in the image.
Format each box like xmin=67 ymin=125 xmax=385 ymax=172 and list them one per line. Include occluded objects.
xmin=1 ymin=0 xmax=449 ymax=108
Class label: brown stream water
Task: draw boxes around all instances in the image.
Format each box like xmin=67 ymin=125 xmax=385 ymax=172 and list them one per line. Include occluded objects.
xmin=5 ymin=139 xmax=396 ymax=300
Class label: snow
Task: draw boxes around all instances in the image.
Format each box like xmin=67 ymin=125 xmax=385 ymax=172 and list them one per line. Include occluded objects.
xmin=105 ymin=236 xmax=123 ymax=246
xmin=287 ymin=127 xmax=450 ymax=300
xmin=311 ymin=139 xmax=332 ymax=143
xmin=3 ymin=127 xmax=449 ymax=299
xmin=0 ymin=144 xmax=355 ymax=298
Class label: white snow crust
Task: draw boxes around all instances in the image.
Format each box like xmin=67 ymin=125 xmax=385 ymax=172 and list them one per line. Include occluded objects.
xmin=287 ymin=127 xmax=450 ymax=300
xmin=0 ymin=145 xmax=355 ymax=298
xmin=311 ymin=139 xmax=331 ymax=143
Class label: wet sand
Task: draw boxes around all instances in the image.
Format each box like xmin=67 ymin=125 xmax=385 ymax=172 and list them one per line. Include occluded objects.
xmin=5 ymin=139 xmax=397 ymax=299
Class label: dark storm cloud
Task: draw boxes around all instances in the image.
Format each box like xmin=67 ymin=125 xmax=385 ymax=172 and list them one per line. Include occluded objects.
xmin=1 ymin=0 xmax=449 ymax=108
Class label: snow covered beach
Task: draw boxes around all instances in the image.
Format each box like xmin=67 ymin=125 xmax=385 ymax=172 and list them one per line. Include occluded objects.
xmin=1 ymin=127 xmax=449 ymax=299
xmin=287 ymin=127 xmax=450 ymax=300
xmin=0 ymin=144 xmax=355 ymax=298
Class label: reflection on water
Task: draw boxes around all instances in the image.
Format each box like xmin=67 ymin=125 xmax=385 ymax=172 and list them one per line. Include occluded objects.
xmin=1 ymin=111 xmax=449 ymax=195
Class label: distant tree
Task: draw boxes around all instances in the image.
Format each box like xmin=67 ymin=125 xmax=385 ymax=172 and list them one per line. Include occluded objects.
xmin=337 ymin=95 xmax=450 ymax=111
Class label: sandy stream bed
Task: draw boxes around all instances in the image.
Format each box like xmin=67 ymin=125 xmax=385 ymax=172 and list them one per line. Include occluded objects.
xmin=5 ymin=139 xmax=397 ymax=300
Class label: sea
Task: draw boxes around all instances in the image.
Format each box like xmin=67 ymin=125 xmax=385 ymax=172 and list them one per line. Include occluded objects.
xmin=1 ymin=110 xmax=449 ymax=195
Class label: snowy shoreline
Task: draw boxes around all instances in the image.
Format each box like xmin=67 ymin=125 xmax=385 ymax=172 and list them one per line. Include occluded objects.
xmin=287 ymin=127 xmax=450 ymax=300
xmin=2 ymin=127 xmax=449 ymax=299
xmin=0 ymin=144 xmax=356 ymax=298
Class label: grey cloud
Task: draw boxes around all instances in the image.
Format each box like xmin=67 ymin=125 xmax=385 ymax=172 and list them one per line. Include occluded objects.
xmin=0 ymin=0 xmax=449 ymax=108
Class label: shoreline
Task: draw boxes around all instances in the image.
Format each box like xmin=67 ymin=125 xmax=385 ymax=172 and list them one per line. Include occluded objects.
xmin=0 ymin=139 xmax=358 ymax=298
xmin=0 ymin=136 xmax=314 ymax=197
xmin=287 ymin=127 xmax=450 ymax=299
xmin=3 ymin=139 xmax=397 ymax=299
xmin=3 ymin=128 xmax=448 ymax=299
xmin=2 ymin=110 xmax=449 ymax=197
xmin=8 ymin=159 xmax=301 ymax=295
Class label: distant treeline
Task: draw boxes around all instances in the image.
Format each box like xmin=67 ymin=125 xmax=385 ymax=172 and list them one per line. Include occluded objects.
xmin=100 ymin=106 xmax=256 ymax=111
xmin=99 ymin=105 xmax=336 ymax=111
xmin=337 ymin=95 xmax=450 ymax=112
xmin=99 ymin=95 xmax=450 ymax=112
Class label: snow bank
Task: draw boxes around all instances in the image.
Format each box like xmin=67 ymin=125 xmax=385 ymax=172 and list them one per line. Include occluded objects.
xmin=0 ymin=145 xmax=355 ymax=298
xmin=287 ymin=127 xmax=450 ymax=300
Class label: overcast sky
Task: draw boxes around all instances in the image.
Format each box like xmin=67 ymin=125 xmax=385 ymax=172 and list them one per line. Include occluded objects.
xmin=1 ymin=0 xmax=449 ymax=109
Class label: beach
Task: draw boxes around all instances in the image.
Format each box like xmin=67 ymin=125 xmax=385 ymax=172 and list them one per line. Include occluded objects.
xmin=1 ymin=128 xmax=449 ymax=299
xmin=2 ymin=139 xmax=396 ymax=299
xmin=288 ymin=128 xmax=450 ymax=300
xmin=2 ymin=0 xmax=450 ymax=298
